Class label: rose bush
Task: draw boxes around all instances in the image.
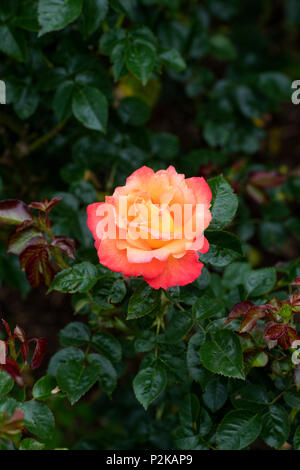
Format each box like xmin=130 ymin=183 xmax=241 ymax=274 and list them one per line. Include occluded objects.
xmin=0 ymin=0 xmax=299 ymax=452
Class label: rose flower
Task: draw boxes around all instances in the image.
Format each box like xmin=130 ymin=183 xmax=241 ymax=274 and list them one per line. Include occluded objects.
xmin=87 ymin=166 xmax=212 ymax=289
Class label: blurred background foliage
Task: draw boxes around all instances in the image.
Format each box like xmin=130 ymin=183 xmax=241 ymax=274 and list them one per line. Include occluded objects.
xmin=0 ymin=0 xmax=299 ymax=450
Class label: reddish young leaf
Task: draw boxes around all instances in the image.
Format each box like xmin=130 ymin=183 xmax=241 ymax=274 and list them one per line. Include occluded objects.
xmin=1 ymin=319 xmax=11 ymax=337
xmin=290 ymin=293 xmax=300 ymax=312
xmin=0 ymin=200 xmax=33 ymax=225
xmin=8 ymin=408 xmax=24 ymax=425
xmin=20 ymin=342 xmax=29 ymax=365
xmin=28 ymin=338 xmax=48 ymax=369
xmin=292 ymin=277 xmax=300 ymax=286
xmin=264 ymin=322 xmax=286 ymax=341
xmin=29 ymin=197 xmax=62 ymax=213
xmin=20 ymin=246 xmax=38 ymax=271
xmin=25 ymin=253 xmax=42 ymax=288
xmin=8 ymin=227 xmax=42 ymax=255
xmin=246 ymin=184 xmax=267 ymax=204
xmin=15 ymin=219 xmax=34 ymax=233
xmin=51 ymin=236 xmax=76 ymax=260
xmin=40 ymin=249 xmax=55 ymax=286
xmin=264 ymin=297 xmax=281 ymax=313
xmin=249 ymin=170 xmax=286 ymax=188
xmin=223 ymin=301 xmax=254 ymax=327
xmin=278 ymin=327 xmax=300 ymax=350
xmin=0 ymin=358 xmax=23 ymax=386
xmin=264 ymin=298 xmax=282 ymax=321
xmin=14 ymin=326 xmax=29 ymax=363
xmin=240 ymin=307 xmax=266 ymax=333
xmin=19 ymin=239 xmax=51 ymax=288
xmin=0 ymin=340 xmax=7 ymax=364
xmin=14 ymin=325 xmax=26 ymax=343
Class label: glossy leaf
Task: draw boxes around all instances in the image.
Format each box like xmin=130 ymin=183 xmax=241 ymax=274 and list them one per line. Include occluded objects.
xmin=199 ymin=330 xmax=244 ymax=379
xmin=0 ymin=200 xmax=32 ymax=225
xmin=38 ymin=0 xmax=83 ymax=35
xmin=261 ymin=405 xmax=290 ymax=448
xmin=133 ymin=366 xmax=167 ymax=410
xmin=59 ymin=322 xmax=90 ymax=347
xmin=48 ymin=262 xmax=99 ymax=294
xmin=208 ymin=176 xmax=238 ymax=230
xmin=72 ymin=86 xmax=108 ymax=132
xmin=127 ymin=283 xmax=160 ymax=319
xmin=216 ymin=410 xmax=262 ymax=450
xmin=20 ymin=401 xmax=55 ymax=440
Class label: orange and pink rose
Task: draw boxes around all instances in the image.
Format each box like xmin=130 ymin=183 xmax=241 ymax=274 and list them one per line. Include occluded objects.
xmin=87 ymin=165 xmax=212 ymax=289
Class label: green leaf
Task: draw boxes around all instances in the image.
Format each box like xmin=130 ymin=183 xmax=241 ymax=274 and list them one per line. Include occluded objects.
xmin=187 ymin=332 xmax=212 ymax=387
xmin=199 ymin=231 xmax=243 ymax=268
xmin=199 ymin=330 xmax=244 ymax=379
xmin=0 ymin=370 xmax=14 ymax=397
xmin=99 ymin=28 xmax=126 ymax=55
xmin=48 ymin=262 xmax=99 ymax=294
xmin=134 ymin=331 xmax=156 ymax=353
xmin=59 ymin=322 xmax=90 ymax=347
xmin=174 ymin=427 xmax=204 ymax=450
xmin=160 ymin=48 xmax=186 ymax=71
xmin=14 ymin=85 xmax=39 ymax=120
xmin=165 ymin=309 xmax=193 ymax=344
xmin=210 ymin=34 xmax=237 ymax=60
xmin=257 ymin=72 xmax=291 ymax=101
xmin=125 ymin=39 xmax=156 ymax=85
xmin=19 ymin=438 xmax=45 ymax=450
xmin=223 ymin=262 xmax=251 ymax=288
xmin=293 ymin=426 xmax=300 ymax=450
xmin=80 ymin=0 xmax=108 ymax=37
xmin=216 ymin=410 xmax=262 ymax=450
xmin=0 ymin=397 xmax=18 ymax=418
xmin=150 ymin=133 xmax=179 ymax=161
xmin=88 ymin=353 xmax=117 ymax=394
xmin=133 ymin=365 xmax=167 ymax=410
xmin=235 ymin=85 xmax=263 ymax=119
xmin=208 ymin=176 xmax=238 ymax=230
xmin=47 ymin=347 xmax=84 ymax=376
xmin=53 ymin=81 xmax=74 ymax=121
xmin=0 ymin=25 xmax=27 ymax=61
xmin=14 ymin=1 xmax=39 ymax=32
xmin=195 ymin=266 xmax=211 ymax=290
xmin=193 ymin=295 xmax=225 ymax=321
xmin=117 ymin=97 xmax=150 ymax=126
xmin=72 ymin=86 xmax=108 ymax=132
xmin=230 ymin=384 xmax=269 ymax=411
xmin=198 ymin=408 xmax=212 ymax=439
xmin=90 ymin=331 xmax=122 ymax=363
xmin=127 ymin=283 xmax=160 ymax=319
xmin=32 ymin=375 xmax=57 ymax=401
xmin=202 ymin=377 xmax=228 ymax=413
xmin=38 ymin=0 xmax=83 ymax=36
xmin=261 ymin=405 xmax=290 ymax=448
xmin=283 ymin=389 xmax=300 ymax=409
xmin=56 ymin=357 xmax=99 ymax=405
xmin=179 ymin=394 xmax=200 ymax=428
xmin=20 ymin=401 xmax=55 ymax=440
xmin=244 ymin=268 xmax=276 ymax=297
